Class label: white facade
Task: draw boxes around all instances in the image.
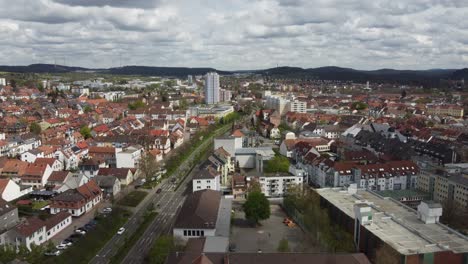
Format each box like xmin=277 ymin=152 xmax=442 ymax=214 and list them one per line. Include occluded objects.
xmin=265 ymin=95 xmax=288 ymax=115
xmin=46 ymin=215 xmax=72 ymax=240
xmin=193 ymin=176 xmax=221 ymax=192
xmin=20 ymin=151 xmax=44 ymax=163
xmin=204 ymin=72 xmax=220 ymax=104
xmin=116 ymin=146 xmax=142 ymax=168
xmin=259 ymin=175 xmax=303 ymax=197
xmin=173 ymin=228 xmax=215 ymax=241
xmin=288 ymin=100 xmax=307 ymax=113
xmin=0 ymin=179 xmax=31 ymax=202
xmin=213 ymin=137 xmax=242 ymax=157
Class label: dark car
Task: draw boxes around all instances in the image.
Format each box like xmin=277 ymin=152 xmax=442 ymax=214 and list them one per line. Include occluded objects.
xmin=156 ymin=188 xmax=162 ymax=194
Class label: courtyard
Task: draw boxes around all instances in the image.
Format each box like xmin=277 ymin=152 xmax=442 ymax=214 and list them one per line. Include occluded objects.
xmin=230 ymin=202 xmax=320 ymax=253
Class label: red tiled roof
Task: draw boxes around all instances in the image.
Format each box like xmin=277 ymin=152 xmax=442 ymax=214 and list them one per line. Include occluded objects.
xmin=76 ymin=179 xmax=102 ymax=200
xmin=15 ymin=217 xmax=45 ymax=237
xmin=0 ymin=179 xmax=10 ymax=194
xmin=48 ymin=171 xmax=70 ymax=183
xmin=44 ymin=211 xmax=71 ymax=230
xmin=89 ymin=146 xmax=115 ymax=154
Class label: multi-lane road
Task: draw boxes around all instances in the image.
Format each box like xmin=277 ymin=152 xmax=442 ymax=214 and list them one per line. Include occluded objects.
xmin=90 ymin=128 xmax=224 ymax=264
xmin=121 ymin=169 xmax=194 ymax=263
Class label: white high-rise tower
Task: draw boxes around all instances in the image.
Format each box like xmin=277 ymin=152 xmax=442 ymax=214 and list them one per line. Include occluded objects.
xmin=204 ymin=72 xmax=220 ymax=104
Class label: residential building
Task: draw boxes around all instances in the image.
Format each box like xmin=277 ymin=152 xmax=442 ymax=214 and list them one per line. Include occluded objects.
xmin=193 ymin=166 xmax=221 ymax=193
xmin=427 ymin=104 xmax=464 ymax=118
xmin=0 ymin=199 xmax=19 ymax=246
xmin=0 ymin=179 xmax=31 ymax=202
xmin=258 ymin=174 xmax=303 ymax=197
xmin=116 ymin=145 xmax=143 ymax=168
xmin=94 ymin=175 xmax=121 ymax=197
xmin=97 ymin=168 xmax=135 ymax=185
xmin=265 ymin=95 xmax=288 ymax=115
xmin=417 ymin=162 xmax=468 ymax=208
xmin=44 ymin=211 xmax=72 ymax=240
xmin=204 ymin=72 xmax=220 ymax=104
xmin=288 ymin=100 xmax=307 ymax=113
xmin=219 ymin=89 xmax=232 ymax=102
xmin=49 ymin=180 xmax=102 ymax=217
xmin=6 ymin=217 xmax=46 ymax=250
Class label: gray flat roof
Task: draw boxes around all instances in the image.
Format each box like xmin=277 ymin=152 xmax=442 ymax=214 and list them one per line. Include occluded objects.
xmin=203 ymin=236 xmax=229 ymax=253
xmin=214 ymin=197 xmax=232 ymax=238
xmin=317 ymin=188 xmax=468 ymax=255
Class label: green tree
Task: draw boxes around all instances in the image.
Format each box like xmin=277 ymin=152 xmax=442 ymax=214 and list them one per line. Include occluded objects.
xmin=84 ymin=105 xmax=93 ymax=113
xmin=80 ymin=126 xmax=92 ymax=139
xmin=0 ymin=244 xmax=16 ymax=263
xmin=30 ymin=122 xmax=42 ymax=135
xmin=277 ymin=238 xmax=290 ymax=252
xmin=351 ymin=101 xmax=368 ymax=110
xmin=264 ymin=154 xmax=290 ymax=173
xmin=128 ymin=100 xmax=146 ymax=110
xmin=139 ymin=152 xmax=160 ymax=181
xmin=147 ymin=235 xmax=175 ymax=264
xmin=243 ymin=190 xmax=270 ymax=225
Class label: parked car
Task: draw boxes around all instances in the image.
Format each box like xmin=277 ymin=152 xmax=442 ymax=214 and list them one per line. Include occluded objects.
xmin=70 ymin=233 xmax=81 ymax=239
xmin=84 ymin=224 xmax=95 ymax=230
xmin=102 ymin=207 xmax=112 ymax=213
xmin=75 ymin=229 xmax=86 ymax=235
xmin=117 ymin=227 xmax=125 ymax=235
xmin=56 ymin=244 xmax=67 ymax=250
xmin=44 ymin=250 xmax=61 ymax=256
xmin=61 ymin=240 xmax=72 ymax=247
xmin=88 ymin=220 xmax=98 ymax=226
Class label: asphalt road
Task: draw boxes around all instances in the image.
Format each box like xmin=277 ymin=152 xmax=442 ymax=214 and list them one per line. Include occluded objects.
xmin=89 ymin=119 xmax=244 ymax=264
xmin=120 ymin=171 xmax=193 ymax=264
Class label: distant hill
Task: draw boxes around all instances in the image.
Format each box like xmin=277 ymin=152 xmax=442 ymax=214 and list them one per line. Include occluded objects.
xmin=0 ymin=64 xmax=466 ymax=85
xmin=258 ymin=66 xmax=466 ymax=86
xmin=0 ymin=64 xmax=229 ymax=77
xmin=104 ymin=66 xmax=230 ymax=76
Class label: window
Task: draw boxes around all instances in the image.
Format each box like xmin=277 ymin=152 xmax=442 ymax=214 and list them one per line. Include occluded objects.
xmin=184 ymin=230 xmax=187 ymax=236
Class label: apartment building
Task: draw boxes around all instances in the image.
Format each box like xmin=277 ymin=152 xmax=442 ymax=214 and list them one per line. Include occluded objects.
xmin=427 ymin=104 xmax=464 ymax=118
xmin=258 ymin=174 xmax=303 ymax=197
xmin=417 ymin=163 xmax=468 ymax=208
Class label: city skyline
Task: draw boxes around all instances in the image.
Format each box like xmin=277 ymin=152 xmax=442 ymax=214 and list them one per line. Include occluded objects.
xmin=0 ymin=0 xmax=467 ymax=70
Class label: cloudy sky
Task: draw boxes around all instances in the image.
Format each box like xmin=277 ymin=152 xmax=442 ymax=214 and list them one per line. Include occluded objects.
xmin=0 ymin=0 xmax=467 ymax=70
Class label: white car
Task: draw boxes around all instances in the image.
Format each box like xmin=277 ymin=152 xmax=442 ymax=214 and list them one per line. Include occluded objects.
xmin=56 ymin=244 xmax=67 ymax=250
xmin=117 ymin=227 xmax=125 ymax=235
xmin=103 ymin=207 xmax=112 ymax=213
xmin=75 ymin=229 xmax=86 ymax=235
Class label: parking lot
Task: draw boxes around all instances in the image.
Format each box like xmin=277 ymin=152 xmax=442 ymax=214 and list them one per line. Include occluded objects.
xmin=230 ymin=203 xmax=319 ymax=253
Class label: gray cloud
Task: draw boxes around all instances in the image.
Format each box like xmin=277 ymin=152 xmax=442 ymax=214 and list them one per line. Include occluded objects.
xmin=0 ymin=0 xmax=466 ymax=70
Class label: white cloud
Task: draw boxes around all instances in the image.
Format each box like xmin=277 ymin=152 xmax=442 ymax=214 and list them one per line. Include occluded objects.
xmin=0 ymin=0 xmax=466 ymax=70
